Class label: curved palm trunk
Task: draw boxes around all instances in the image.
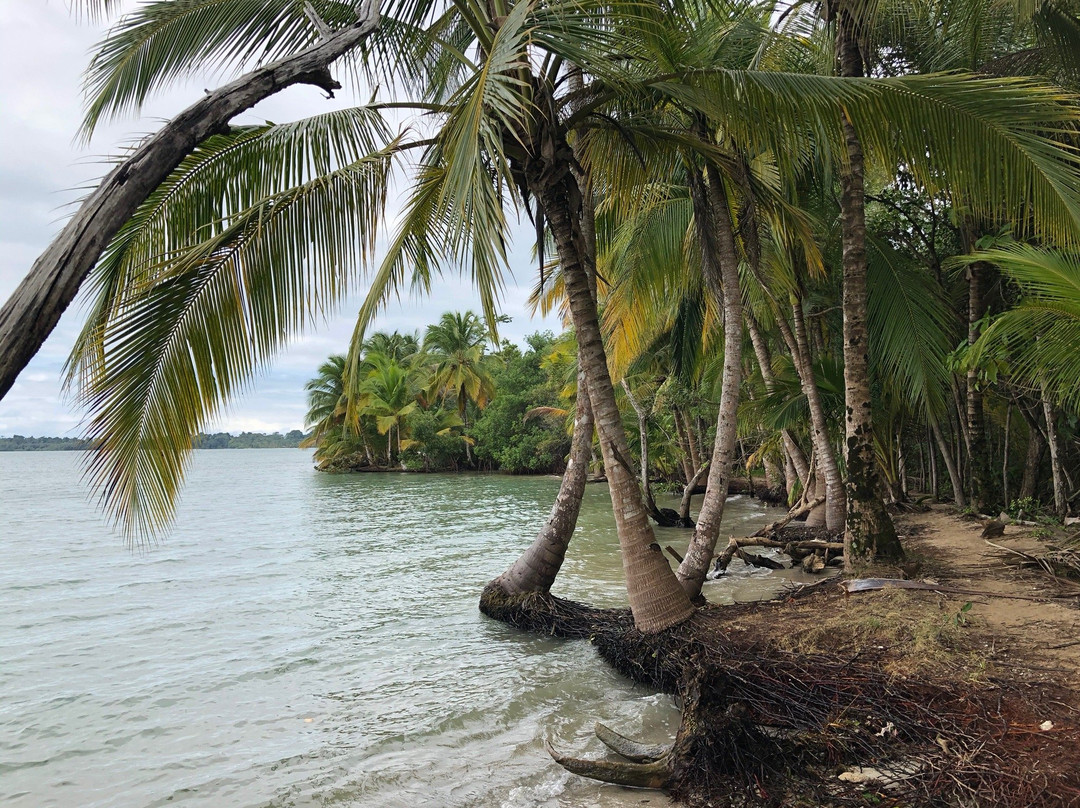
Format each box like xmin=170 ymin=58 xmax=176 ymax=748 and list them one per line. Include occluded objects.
xmin=489 ymin=380 xmax=594 ymax=595
xmin=0 ymin=4 xmax=381 ymax=401
xmin=676 ymin=163 xmax=743 ymax=600
xmin=837 ymin=13 xmax=903 ymax=564
xmin=790 ymin=297 xmax=846 ymax=529
xmin=530 ymin=155 xmax=695 ymax=633
xmin=931 ymin=418 xmax=966 ymax=506
xmin=745 ymin=311 xmax=810 ymax=497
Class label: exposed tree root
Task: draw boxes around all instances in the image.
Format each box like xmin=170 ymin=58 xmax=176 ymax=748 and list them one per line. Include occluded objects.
xmin=482 ymin=585 xmax=1080 ymax=807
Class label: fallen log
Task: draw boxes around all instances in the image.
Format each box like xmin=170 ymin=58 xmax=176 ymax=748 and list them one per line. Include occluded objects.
xmin=840 ymin=577 xmax=1080 ymax=602
xmin=750 ymin=496 xmax=825 ymax=538
xmin=712 ymin=536 xmax=844 ymax=574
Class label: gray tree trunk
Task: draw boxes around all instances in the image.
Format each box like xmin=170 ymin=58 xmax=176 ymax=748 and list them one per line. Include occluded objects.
xmin=837 ymin=12 xmax=902 ymax=563
xmin=676 ymin=161 xmax=744 ymax=600
xmin=0 ymin=4 xmax=381 ymax=400
xmin=489 ymin=380 xmax=594 ymax=595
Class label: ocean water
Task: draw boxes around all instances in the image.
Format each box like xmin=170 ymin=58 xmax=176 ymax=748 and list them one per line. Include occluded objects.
xmin=0 ymin=450 xmax=790 ymax=808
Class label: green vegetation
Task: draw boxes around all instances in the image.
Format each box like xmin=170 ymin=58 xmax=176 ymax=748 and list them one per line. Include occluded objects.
xmin=304 ymin=316 xmax=571 ymax=473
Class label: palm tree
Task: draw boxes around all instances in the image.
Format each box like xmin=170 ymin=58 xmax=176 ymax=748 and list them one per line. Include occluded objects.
xmin=355 ymin=354 xmax=420 ymax=465
xmin=422 ymin=311 xmax=496 ymax=461
xmin=52 ymin=0 xmax=1080 ymax=617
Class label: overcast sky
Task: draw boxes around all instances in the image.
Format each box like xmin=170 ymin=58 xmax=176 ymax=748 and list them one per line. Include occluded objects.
xmin=0 ymin=3 xmax=561 ymax=437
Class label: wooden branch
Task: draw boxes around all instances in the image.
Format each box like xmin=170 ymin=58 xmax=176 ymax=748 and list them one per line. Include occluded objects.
xmin=0 ymin=0 xmax=381 ymax=400
xmin=664 ymin=545 xmax=685 ymax=564
xmin=750 ymin=496 xmax=825 ymax=538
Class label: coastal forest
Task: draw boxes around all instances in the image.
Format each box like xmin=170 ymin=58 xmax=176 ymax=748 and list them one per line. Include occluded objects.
xmin=2 ymin=0 xmax=1080 ymax=804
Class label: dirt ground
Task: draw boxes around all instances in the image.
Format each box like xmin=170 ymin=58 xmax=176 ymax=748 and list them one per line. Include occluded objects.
xmin=891 ymin=506 xmax=1080 ymax=687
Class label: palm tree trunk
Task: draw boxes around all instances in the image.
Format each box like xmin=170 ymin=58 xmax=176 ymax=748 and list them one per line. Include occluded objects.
xmin=673 ymin=409 xmax=696 ymax=485
xmin=1019 ymin=403 xmax=1046 ymax=501
xmin=791 ymin=297 xmax=846 ymax=530
xmin=931 ymin=419 xmax=966 ymax=507
xmin=676 ymin=161 xmax=743 ymax=600
xmin=745 ymin=311 xmax=810 ymax=495
xmin=530 ymin=156 xmax=694 ymax=633
xmin=966 ymin=261 xmax=994 ymax=510
xmin=1041 ymin=382 xmax=1067 ymax=517
xmin=837 ymin=12 xmax=902 ymax=563
xmin=488 ymin=379 xmax=595 ymax=595
xmin=621 ymin=380 xmax=670 ymax=525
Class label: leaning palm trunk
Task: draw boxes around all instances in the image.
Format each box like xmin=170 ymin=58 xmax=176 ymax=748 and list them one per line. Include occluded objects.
xmin=488 ymin=380 xmax=594 ymax=595
xmin=676 ymin=162 xmax=744 ymax=600
xmin=790 ymin=296 xmax=846 ymax=530
xmin=836 ymin=12 xmax=902 ymax=564
xmin=0 ymin=3 xmax=381 ymax=401
xmin=528 ymin=144 xmax=695 ymax=633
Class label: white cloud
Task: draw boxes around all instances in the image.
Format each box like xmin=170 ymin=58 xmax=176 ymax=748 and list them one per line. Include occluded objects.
xmin=0 ymin=4 xmax=561 ymax=437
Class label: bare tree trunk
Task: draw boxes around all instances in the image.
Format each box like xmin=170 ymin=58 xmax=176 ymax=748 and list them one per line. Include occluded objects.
xmin=673 ymin=408 xmax=696 ymax=485
xmin=966 ymin=261 xmax=994 ymax=511
xmin=1041 ymin=383 xmax=1067 ymax=517
xmin=837 ymin=13 xmax=902 ymax=564
xmin=676 ymin=160 xmax=744 ymax=600
xmin=930 ymin=419 xmax=966 ymax=507
xmin=489 ymin=380 xmax=595 ymax=595
xmin=683 ymin=411 xmax=703 ymax=472
xmin=1019 ymin=403 xmax=1046 ymax=501
xmin=0 ymin=4 xmax=381 ymax=400
xmin=791 ymin=298 xmax=845 ymax=530
xmin=531 ymin=151 xmax=694 ymax=633
xmin=678 ymin=462 xmax=709 ymax=525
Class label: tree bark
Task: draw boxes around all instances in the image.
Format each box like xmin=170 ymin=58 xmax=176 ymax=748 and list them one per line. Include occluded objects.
xmin=673 ymin=408 xmax=696 ymax=485
xmin=675 ymin=159 xmax=744 ymax=600
xmin=528 ymin=136 xmax=694 ymax=633
xmin=836 ymin=11 xmax=902 ymax=564
xmin=0 ymin=3 xmax=381 ymax=401
xmin=1019 ymin=402 xmax=1046 ymax=501
xmin=791 ymin=297 xmax=846 ymax=530
xmin=1041 ymin=382 xmax=1067 ymax=517
xmin=966 ymin=261 xmax=995 ymax=510
xmin=489 ymin=379 xmax=594 ymax=595
xmin=622 ymin=380 xmax=674 ymax=526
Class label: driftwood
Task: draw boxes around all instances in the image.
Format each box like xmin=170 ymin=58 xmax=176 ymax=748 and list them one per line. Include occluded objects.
xmin=0 ymin=1 xmax=381 ymax=400
xmin=712 ymin=536 xmax=843 ymax=573
xmin=840 ymin=577 xmax=1079 ymax=602
xmin=665 ymin=545 xmax=685 ymax=564
xmin=750 ymin=496 xmax=825 ymax=538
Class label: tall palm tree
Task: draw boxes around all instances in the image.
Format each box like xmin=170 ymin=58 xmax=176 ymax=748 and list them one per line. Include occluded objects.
xmin=356 ymin=354 xmax=420 ymax=464
xmin=422 ymin=311 xmax=496 ymax=461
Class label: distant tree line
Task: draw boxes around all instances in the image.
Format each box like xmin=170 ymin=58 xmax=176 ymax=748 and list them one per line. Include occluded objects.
xmin=0 ymin=431 xmax=307 ymax=451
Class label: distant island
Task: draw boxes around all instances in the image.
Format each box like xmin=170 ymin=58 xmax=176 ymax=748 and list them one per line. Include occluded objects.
xmin=0 ymin=431 xmax=308 ymax=451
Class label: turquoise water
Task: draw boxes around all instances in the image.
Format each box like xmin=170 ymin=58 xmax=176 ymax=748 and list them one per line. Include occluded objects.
xmin=0 ymin=450 xmax=787 ymax=808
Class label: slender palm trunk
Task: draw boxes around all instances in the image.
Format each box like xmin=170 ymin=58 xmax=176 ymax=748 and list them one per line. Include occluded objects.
xmin=1019 ymin=404 xmax=1046 ymax=501
xmin=1041 ymin=382 xmax=1067 ymax=517
xmin=745 ymin=312 xmax=810 ymax=495
xmin=966 ymin=261 xmax=994 ymax=510
xmin=622 ymin=381 xmax=671 ymax=525
xmin=674 ymin=409 xmax=696 ymax=485
xmin=791 ymin=297 xmax=846 ymax=529
xmin=529 ymin=147 xmax=694 ymax=633
xmin=837 ymin=13 xmax=902 ymax=563
xmin=676 ymin=162 xmax=743 ymax=600
xmin=931 ymin=419 xmax=966 ymax=507
xmin=489 ymin=379 xmax=595 ymax=595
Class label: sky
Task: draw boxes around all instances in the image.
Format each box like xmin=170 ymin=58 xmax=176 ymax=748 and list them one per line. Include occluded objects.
xmin=0 ymin=3 xmax=561 ymax=437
